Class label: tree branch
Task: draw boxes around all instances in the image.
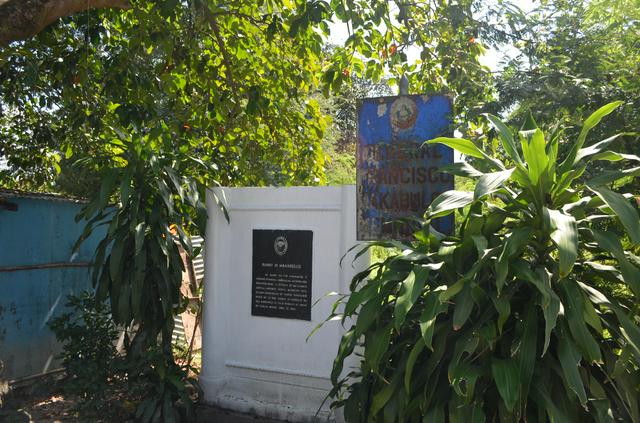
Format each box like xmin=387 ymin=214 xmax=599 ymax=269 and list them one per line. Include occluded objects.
xmin=0 ymin=0 xmax=131 ymax=47
xmin=201 ymin=5 xmax=242 ymax=116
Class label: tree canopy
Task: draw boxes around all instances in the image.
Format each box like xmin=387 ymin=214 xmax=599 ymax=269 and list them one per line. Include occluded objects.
xmin=497 ymin=0 xmax=640 ymax=138
xmin=1 ymin=0 xmax=638 ymax=194
xmin=0 ymin=0 xmax=518 ymax=195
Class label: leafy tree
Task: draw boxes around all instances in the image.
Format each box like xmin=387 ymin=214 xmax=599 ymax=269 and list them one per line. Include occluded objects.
xmin=0 ymin=1 xmax=539 ymax=419
xmin=496 ymin=0 xmax=640 ymax=144
xmin=328 ymin=103 xmax=640 ymax=421
xmin=0 ymin=1 xmax=330 ymax=194
xmin=0 ymin=0 xmax=522 ymax=194
xmin=321 ymin=73 xmax=392 ymax=185
xmin=73 ymin=130 xmax=216 ymax=421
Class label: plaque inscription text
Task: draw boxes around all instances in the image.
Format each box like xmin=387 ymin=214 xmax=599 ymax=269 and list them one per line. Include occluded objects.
xmin=251 ymin=229 xmax=313 ymax=320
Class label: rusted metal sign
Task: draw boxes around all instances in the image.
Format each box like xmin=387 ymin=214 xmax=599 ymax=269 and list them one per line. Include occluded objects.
xmin=357 ymin=94 xmax=453 ymax=240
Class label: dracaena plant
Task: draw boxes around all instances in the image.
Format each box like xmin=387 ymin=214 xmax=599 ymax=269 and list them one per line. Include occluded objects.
xmin=73 ymin=127 xmax=226 ymax=423
xmin=328 ymin=102 xmax=640 ymax=422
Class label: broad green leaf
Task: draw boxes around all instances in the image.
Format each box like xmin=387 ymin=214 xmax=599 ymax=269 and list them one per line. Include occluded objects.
xmin=474 ymin=168 xmax=515 ymax=199
xmin=486 ymin=113 xmax=523 ymax=165
xmin=490 ymin=293 xmax=511 ymax=334
xmin=510 ymin=165 xmax=531 ymax=187
xmin=331 ymin=328 xmax=356 ymax=384
xmin=587 ymin=166 xmax=640 ymax=186
xmin=355 ymin=297 xmax=383 ymax=337
xmin=545 ymin=208 xmax=578 ymax=278
xmin=394 ymin=266 xmax=429 ymax=329
xmin=98 ymin=170 xmax=118 ymax=207
xmin=515 ymin=304 xmax=538 ymax=409
xmin=370 ymin=370 xmax=402 ymax=416
xmin=582 ymin=280 xmax=640 ymax=363
xmin=561 ymin=280 xmax=602 ymax=363
xmin=426 ymin=137 xmax=484 ymax=158
xmin=589 ymin=185 xmax=640 ymax=244
xmin=404 ymin=338 xmax=425 ymax=393
xmin=134 ymin=222 xmax=147 ymax=254
xmin=558 ymin=334 xmax=588 ymax=406
xmin=452 ymin=283 xmax=473 ymax=331
xmin=516 ymin=266 xmax=560 ymax=355
xmin=590 ymin=150 xmax=640 ymax=163
xmin=546 ymin=125 xmax=562 ymax=172
xmin=471 ymin=234 xmax=488 ymax=255
xmin=131 ymin=252 xmax=146 ymax=318
xmin=382 ymin=392 xmax=398 ymax=422
xmin=520 ymin=128 xmax=549 ymax=185
xmin=592 ymin=229 xmax=640 ymax=297
xmin=426 ymin=191 xmax=474 ymax=218
xmin=495 ymin=227 xmax=533 ymax=292
xmin=343 ymin=277 xmax=381 ymax=316
xmin=419 ymin=287 xmax=447 ymax=349
xmin=365 ymin=324 xmax=392 ymax=374
xmin=109 ymin=236 xmax=126 ymax=282
xmin=592 ymin=400 xmax=615 ymax=423
xmin=581 ymin=292 xmax=603 ymax=334
xmin=120 ymin=174 xmax=132 ymax=206
xmin=423 ymin=406 xmax=445 ymax=423
xmin=449 ymin=363 xmax=483 ymax=400
xmin=211 ymin=189 xmax=230 ymax=223
xmin=440 ymin=278 xmax=466 ymax=301
xmin=574 ymin=133 xmax=628 ymax=162
xmin=531 ymin=381 xmax=570 ymax=422
xmin=439 ymin=161 xmax=484 ymax=178
xmin=521 ymin=110 xmax=538 ymax=131
xmin=491 ymin=359 xmax=519 ymax=412
xmin=553 ymin=165 xmax=585 ymax=200
xmin=561 ymin=101 xmax=624 ymax=173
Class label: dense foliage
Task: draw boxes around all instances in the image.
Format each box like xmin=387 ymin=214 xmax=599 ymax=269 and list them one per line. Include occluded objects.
xmin=72 ymin=132 xmax=212 ymax=422
xmin=0 ymin=0 xmax=520 ymax=194
xmin=498 ymin=0 xmax=639 ymax=134
xmin=50 ymin=291 xmax=200 ymax=421
xmin=328 ymin=103 xmax=640 ymax=422
xmin=49 ymin=293 xmax=125 ymax=419
xmin=0 ymin=0 xmax=330 ymax=193
xmin=321 ymin=74 xmax=392 ymax=185
xmin=2 ymin=1 xmax=638 ymax=421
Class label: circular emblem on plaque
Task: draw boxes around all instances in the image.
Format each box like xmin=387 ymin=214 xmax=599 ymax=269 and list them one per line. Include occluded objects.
xmin=274 ymin=236 xmax=288 ymax=256
xmin=390 ymin=97 xmax=418 ymax=130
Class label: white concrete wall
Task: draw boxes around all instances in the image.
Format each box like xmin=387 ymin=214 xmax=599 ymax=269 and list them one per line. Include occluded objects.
xmin=200 ymin=186 xmax=368 ymax=422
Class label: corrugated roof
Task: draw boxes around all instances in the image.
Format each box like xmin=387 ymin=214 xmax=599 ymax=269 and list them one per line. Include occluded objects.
xmin=0 ymin=188 xmax=88 ymax=204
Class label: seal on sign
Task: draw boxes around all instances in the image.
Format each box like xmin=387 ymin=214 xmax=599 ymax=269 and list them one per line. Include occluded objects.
xmin=274 ymin=236 xmax=288 ymax=256
xmin=390 ymin=96 xmax=418 ymax=130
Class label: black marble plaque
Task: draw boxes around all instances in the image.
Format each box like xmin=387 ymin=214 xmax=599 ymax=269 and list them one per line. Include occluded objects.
xmin=252 ymin=229 xmax=313 ymax=320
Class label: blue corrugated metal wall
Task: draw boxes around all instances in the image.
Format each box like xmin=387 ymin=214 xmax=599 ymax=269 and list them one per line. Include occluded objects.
xmin=0 ymin=192 xmax=104 ymax=380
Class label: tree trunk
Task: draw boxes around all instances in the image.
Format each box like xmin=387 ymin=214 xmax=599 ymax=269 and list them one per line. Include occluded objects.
xmin=0 ymin=0 xmax=130 ymax=47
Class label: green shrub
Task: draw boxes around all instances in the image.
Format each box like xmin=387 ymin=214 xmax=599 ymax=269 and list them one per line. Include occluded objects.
xmin=328 ymin=102 xmax=640 ymax=422
xmin=49 ymin=292 xmax=199 ymax=421
xmin=49 ymin=292 xmax=125 ymax=418
xmin=73 ymin=132 xmax=214 ymax=423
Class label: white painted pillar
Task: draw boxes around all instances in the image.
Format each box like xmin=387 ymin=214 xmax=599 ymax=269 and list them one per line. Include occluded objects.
xmin=200 ymin=186 xmax=369 ymax=422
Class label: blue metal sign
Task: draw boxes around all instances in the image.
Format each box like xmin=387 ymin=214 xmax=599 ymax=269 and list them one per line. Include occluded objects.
xmin=357 ymin=94 xmax=454 ymax=240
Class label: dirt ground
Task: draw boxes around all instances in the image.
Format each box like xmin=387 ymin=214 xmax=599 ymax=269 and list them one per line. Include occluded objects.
xmin=0 ymin=373 xmax=283 ymax=423
xmin=0 ymin=374 xmax=80 ymax=423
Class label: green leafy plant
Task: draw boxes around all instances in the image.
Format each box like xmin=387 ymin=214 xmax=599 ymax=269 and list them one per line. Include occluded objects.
xmin=74 ymin=128 xmax=221 ymax=422
xmin=1 ymin=0 xmax=525 ymax=195
xmin=48 ymin=292 xmax=126 ymax=418
xmin=328 ymin=102 xmax=640 ymax=422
